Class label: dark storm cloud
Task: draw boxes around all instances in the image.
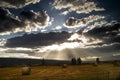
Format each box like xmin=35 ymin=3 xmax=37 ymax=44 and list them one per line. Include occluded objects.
xmin=5 ymin=31 xmax=72 ymax=47
xmin=83 ymin=22 xmax=120 ymax=44
xmin=20 ymin=10 xmax=50 ymax=27
xmin=64 ymin=17 xmax=80 ymax=27
xmin=5 ymin=21 xmax=120 ymax=48
xmin=0 ymin=7 xmax=24 ymax=33
xmin=0 ymin=8 xmax=51 ymax=34
xmin=0 ymin=0 xmax=40 ymax=8
xmin=64 ymin=15 xmax=105 ymax=28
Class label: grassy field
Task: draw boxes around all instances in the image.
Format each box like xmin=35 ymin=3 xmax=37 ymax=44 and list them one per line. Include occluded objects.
xmin=0 ymin=63 xmax=120 ymax=80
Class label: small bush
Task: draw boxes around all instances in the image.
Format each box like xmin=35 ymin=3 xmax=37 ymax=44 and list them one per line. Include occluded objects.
xmin=22 ymin=66 xmax=31 ymax=75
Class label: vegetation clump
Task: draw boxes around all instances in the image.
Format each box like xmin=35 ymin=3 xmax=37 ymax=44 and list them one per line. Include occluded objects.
xmin=71 ymin=57 xmax=82 ymax=65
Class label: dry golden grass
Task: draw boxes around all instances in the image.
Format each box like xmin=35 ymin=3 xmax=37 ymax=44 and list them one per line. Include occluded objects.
xmin=0 ymin=63 xmax=120 ymax=80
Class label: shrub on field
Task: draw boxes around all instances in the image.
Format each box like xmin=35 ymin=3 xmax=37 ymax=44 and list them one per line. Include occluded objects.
xmin=22 ymin=66 xmax=31 ymax=75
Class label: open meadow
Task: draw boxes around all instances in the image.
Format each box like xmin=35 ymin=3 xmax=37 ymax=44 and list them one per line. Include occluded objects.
xmin=0 ymin=63 xmax=120 ymax=80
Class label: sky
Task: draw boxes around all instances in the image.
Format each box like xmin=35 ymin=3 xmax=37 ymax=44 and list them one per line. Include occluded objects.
xmin=0 ymin=0 xmax=120 ymax=61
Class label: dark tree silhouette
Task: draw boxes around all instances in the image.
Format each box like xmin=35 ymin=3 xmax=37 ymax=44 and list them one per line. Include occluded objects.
xmin=71 ymin=58 xmax=77 ymax=65
xmin=42 ymin=58 xmax=45 ymax=65
xmin=77 ymin=57 xmax=82 ymax=65
xmin=96 ymin=58 xmax=100 ymax=64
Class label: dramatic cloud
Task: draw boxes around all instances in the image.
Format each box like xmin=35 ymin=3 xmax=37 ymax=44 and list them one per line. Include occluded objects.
xmin=0 ymin=39 xmax=7 ymax=46
xmin=53 ymin=0 xmax=105 ymax=15
xmin=20 ymin=10 xmax=51 ymax=31
xmin=0 ymin=0 xmax=120 ymax=61
xmin=34 ymin=42 xmax=120 ymax=60
xmin=5 ymin=21 xmax=120 ymax=49
xmin=82 ymin=21 xmax=120 ymax=45
xmin=0 ymin=7 xmax=24 ymax=34
xmin=65 ymin=21 xmax=120 ymax=49
xmin=64 ymin=15 xmax=105 ymax=28
xmin=1 ymin=43 xmax=120 ymax=60
xmin=0 ymin=47 xmax=42 ymax=59
xmin=4 ymin=47 xmax=33 ymax=53
xmin=0 ymin=0 xmax=40 ymax=8
xmin=0 ymin=8 xmax=51 ymax=35
xmin=3 ymin=21 xmax=120 ymax=60
xmin=0 ymin=52 xmax=41 ymax=59
xmin=5 ymin=31 xmax=72 ymax=47
xmin=83 ymin=20 xmax=108 ymax=33
xmin=68 ymin=33 xmax=102 ymax=45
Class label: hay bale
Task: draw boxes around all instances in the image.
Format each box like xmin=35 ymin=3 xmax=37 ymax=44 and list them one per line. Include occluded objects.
xmin=93 ymin=62 xmax=98 ymax=67
xmin=62 ymin=64 xmax=67 ymax=68
xmin=22 ymin=66 xmax=31 ymax=75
